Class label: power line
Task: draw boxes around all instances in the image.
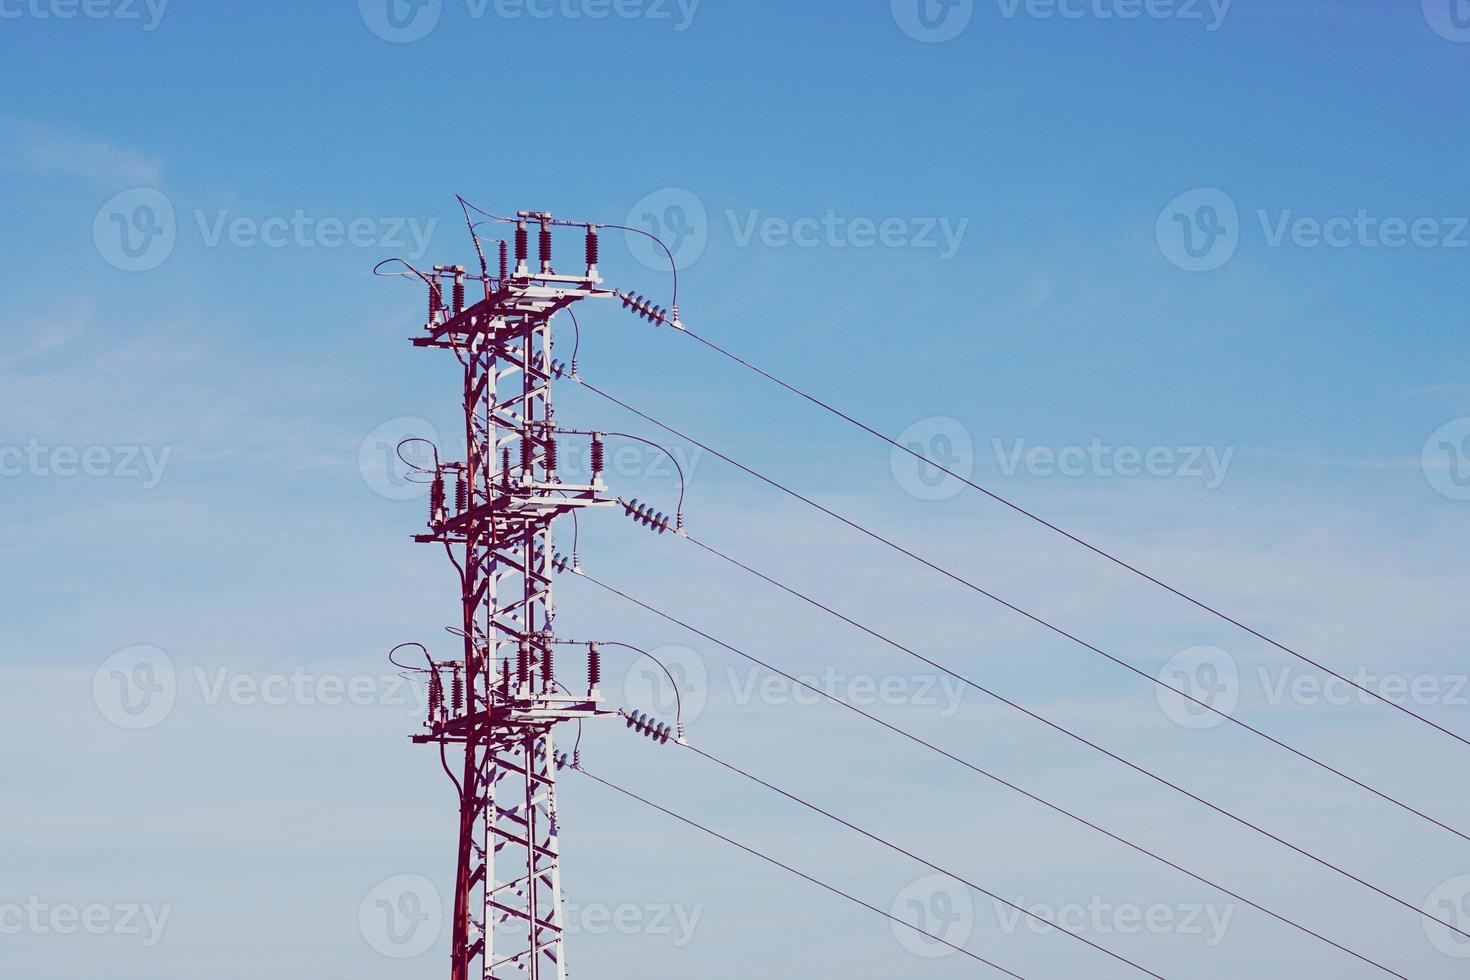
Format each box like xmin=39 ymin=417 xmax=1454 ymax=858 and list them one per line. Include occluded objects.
xmin=668 ymin=527 xmax=1465 ymax=927
xmin=575 ymin=766 xmax=1030 ymax=980
xmin=570 ymin=372 xmax=1469 ymax=845
xmin=668 ymin=737 xmax=1173 ymax=979
xmin=565 ymin=567 xmax=1434 ymax=972
xmin=660 ymin=319 xmax=1469 ymax=753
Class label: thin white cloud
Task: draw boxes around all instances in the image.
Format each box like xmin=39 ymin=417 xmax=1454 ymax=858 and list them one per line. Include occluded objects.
xmin=0 ymin=119 xmax=162 ymax=186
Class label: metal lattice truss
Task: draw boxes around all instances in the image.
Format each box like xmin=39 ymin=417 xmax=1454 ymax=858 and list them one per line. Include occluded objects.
xmin=409 ymin=230 xmax=615 ymax=980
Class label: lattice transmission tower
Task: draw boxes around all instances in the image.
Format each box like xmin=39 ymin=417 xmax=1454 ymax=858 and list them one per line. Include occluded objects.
xmin=398 ymin=211 xmax=620 ymax=980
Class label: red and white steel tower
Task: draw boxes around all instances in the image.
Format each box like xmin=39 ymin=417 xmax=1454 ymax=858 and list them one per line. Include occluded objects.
xmin=403 ymin=211 xmax=616 ymax=980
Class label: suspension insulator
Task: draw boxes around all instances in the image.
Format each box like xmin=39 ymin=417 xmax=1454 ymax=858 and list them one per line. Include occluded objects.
xmin=588 ymin=644 xmax=602 ymax=688
xmin=545 ymin=437 xmax=558 ymax=474
xmin=499 ymin=240 xmax=508 ymax=280
xmin=451 ymin=667 xmax=464 ymax=714
xmin=539 ymin=221 xmax=553 ymax=272
xmin=591 ymin=434 xmax=605 ymax=480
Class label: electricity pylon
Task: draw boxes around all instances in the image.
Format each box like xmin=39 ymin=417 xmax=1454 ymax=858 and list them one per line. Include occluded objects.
xmin=405 ymin=211 xmax=615 ymax=980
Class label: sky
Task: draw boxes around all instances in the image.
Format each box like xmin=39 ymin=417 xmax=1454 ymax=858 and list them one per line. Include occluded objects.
xmin=2 ymin=1 xmax=1470 ymax=978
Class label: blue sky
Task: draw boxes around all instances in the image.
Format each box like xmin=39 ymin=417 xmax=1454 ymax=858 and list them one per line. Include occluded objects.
xmin=3 ymin=1 xmax=1470 ymax=978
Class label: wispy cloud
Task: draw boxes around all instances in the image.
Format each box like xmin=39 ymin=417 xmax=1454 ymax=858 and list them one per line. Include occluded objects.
xmin=0 ymin=119 xmax=162 ymax=186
